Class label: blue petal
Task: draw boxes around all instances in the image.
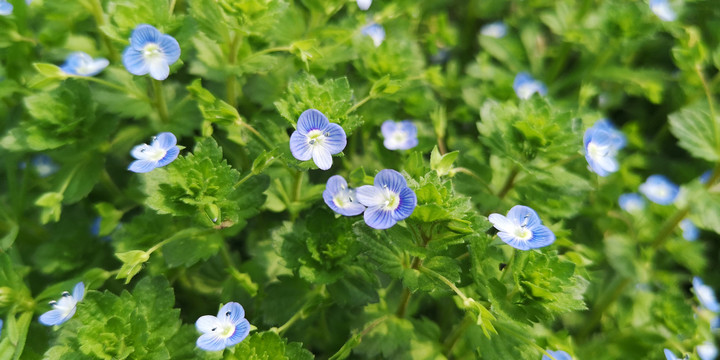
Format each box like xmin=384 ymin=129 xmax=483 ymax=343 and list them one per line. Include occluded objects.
xmin=39 ymin=309 xmax=69 ymax=326
xmin=297 ymin=109 xmax=329 ymax=134
xmin=0 ymin=2 xmax=12 ymax=15
xmin=325 ymin=175 xmax=348 ymax=195
xmin=356 ymin=185 xmax=385 ymax=208
xmin=680 ymin=219 xmax=699 ymax=241
xmin=158 ymin=34 xmax=181 ymax=64
xmin=128 ymin=159 xmax=158 ymax=173
xmin=506 ymin=205 xmax=541 ymax=229
xmin=398 ymin=121 xmax=417 ymax=136
xmin=217 ymin=302 xmax=245 ymax=325
xmin=156 ymin=146 xmax=179 ymax=167
xmin=542 ymin=350 xmax=573 ymax=360
xmin=618 ymin=193 xmax=645 ymax=212
xmin=196 ymin=333 xmax=226 ymax=351
xmin=528 ymin=225 xmax=555 ymax=249
xmin=148 ymin=59 xmax=170 ymax=80
xmin=497 ymin=232 xmax=532 ymax=250
xmin=154 ymin=132 xmax=177 ymax=150
xmin=122 ymin=47 xmax=149 ymax=76
xmin=321 ymin=122 xmax=347 ymax=155
xmin=381 ymin=120 xmax=397 ymax=139
xmin=639 ymin=175 xmax=679 ymax=205
xmin=195 ymin=315 xmax=221 ymax=333
xmin=664 ymin=349 xmax=679 ymax=360
xmin=312 ymin=146 xmax=333 ymax=170
xmin=226 ymin=319 xmax=251 ymax=347
xmin=131 ymin=24 xmax=161 ymax=50
xmin=72 ymin=282 xmax=85 ymax=302
xmin=336 ymin=202 xmax=366 ymax=217
xmin=373 ymin=169 xmax=408 ymax=194
xmin=513 ymin=72 xmax=534 ymax=90
xmin=289 ymin=131 xmax=312 ymax=161
xmin=392 ymin=187 xmax=416 ymax=221
xmin=364 ymin=206 xmax=396 ymax=230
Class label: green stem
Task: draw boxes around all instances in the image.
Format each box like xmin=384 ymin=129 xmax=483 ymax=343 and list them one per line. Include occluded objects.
xmin=651 ymin=207 xmax=690 ymax=250
xmin=275 ymin=285 xmax=324 ymax=335
xmin=292 ymin=171 xmax=304 ymax=203
xmin=499 ymin=248 xmax=517 ymax=282
xmin=151 ymin=79 xmax=170 ymax=124
xmin=233 ymin=172 xmax=255 ymax=188
xmin=169 ymin=0 xmax=178 ymax=13
xmin=418 ymin=265 xmax=469 ymax=303
xmin=345 ymin=94 xmax=374 ymax=116
xmin=695 ymin=64 xmax=719 ymax=155
xmin=578 ymin=276 xmax=631 ymax=340
xmin=450 ymin=167 xmax=493 ymax=195
xmin=497 ymin=165 xmax=520 ymax=199
xmin=396 ymin=288 xmax=412 ymax=318
xmin=219 ymin=241 xmax=246 ymax=281
xmin=89 ymin=0 xmax=118 ymax=62
xmin=226 ymin=32 xmax=240 ymax=108
xmin=237 ymin=119 xmax=274 ymax=150
xmin=79 ymin=76 xmax=147 ymax=99
xmin=443 ymin=314 xmax=473 ymax=358
xmin=328 ymin=315 xmax=390 ymax=360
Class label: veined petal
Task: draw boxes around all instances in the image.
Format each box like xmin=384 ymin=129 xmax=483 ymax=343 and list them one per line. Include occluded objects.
xmin=157 ymin=146 xmax=179 ymax=167
xmin=226 ymin=319 xmax=251 ymax=347
xmin=364 ymin=206 xmax=396 ymax=229
xmin=325 ymin=175 xmax=348 ymax=194
xmin=122 ymin=48 xmax=149 ymax=76
xmin=488 ymin=214 xmax=515 ymax=233
xmin=128 ymin=159 xmax=158 ymax=173
xmin=373 ymin=169 xmax=407 ymax=193
xmin=158 ymin=34 xmax=181 ymax=64
xmin=148 ymin=58 xmax=170 ymax=80
xmin=312 ymin=146 xmax=333 ymax=170
xmin=356 ymin=185 xmax=386 ymax=207
xmin=321 ymin=123 xmax=347 ymax=155
xmin=506 ymin=205 xmax=541 ymax=229
xmin=381 ymin=120 xmax=397 ymax=139
xmin=529 ymin=225 xmax=555 ymax=248
xmin=154 ymin=132 xmax=177 ymax=149
xmin=217 ymin=302 xmax=245 ymax=325
xmin=196 ymin=315 xmax=222 ymax=333
xmin=72 ymin=282 xmax=85 ymax=301
xmin=39 ymin=309 xmax=67 ymax=326
xmin=79 ymin=58 xmax=110 ymax=76
xmin=297 ymin=109 xmax=329 ymax=134
xmin=398 ymin=121 xmax=417 ymax=136
xmin=131 ymin=144 xmax=153 ymax=160
xmin=196 ymin=332 xmax=226 ymax=351
xmin=289 ymin=132 xmax=312 ymax=161
xmin=131 ymin=24 xmax=161 ymax=50
xmin=392 ymin=187 xmax=416 ymax=221
xmin=497 ymin=232 xmax=532 ymax=251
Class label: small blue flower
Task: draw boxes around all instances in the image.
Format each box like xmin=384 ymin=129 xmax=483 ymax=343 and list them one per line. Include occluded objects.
xmin=694 ymin=277 xmax=720 ymax=313
xmin=289 ymin=109 xmax=347 ymax=170
xmin=128 ymin=132 xmax=180 ymax=173
xmin=542 ymin=349 xmax=572 ymax=360
xmin=700 ymin=170 xmax=713 ymax=185
xmin=356 ymin=169 xmax=417 ymax=230
xmin=0 ymin=319 xmax=3 ymax=337
xmin=39 ymin=282 xmax=84 ymax=326
xmin=619 ymin=193 xmax=646 ymax=213
xmin=488 ymin=205 xmax=555 ymax=251
xmin=381 ymin=120 xmax=418 ymax=151
xmin=650 ymin=0 xmax=677 ymax=21
xmin=513 ymin=72 xmax=547 ymax=100
xmin=362 ymin=23 xmax=385 ymax=47
xmin=323 ymin=175 xmax=366 ymax=216
xmin=480 ymin=21 xmax=507 ymax=39
xmin=584 ymin=119 xmax=626 ymax=177
xmin=195 ymin=302 xmax=251 ymax=351
xmin=0 ymin=1 xmax=12 ymax=15
xmin=357 ymin=0 xmax=371 ymax=10
xmin=639 ymin=175 xmax=679 ymax=205
xmin=664 ymin=349 xmax=687 ymax=360
xmin=31 ymin=155 xmax=59 ymax=178
xmin=122 ymin=24 xmax=181 ymax=81
xmin=680 ymin=219 xmax=699 ymax=241
xmin=60 ymin=52 xmax=109 ymax=77
xmin=698 ymin=342 xmax=718 ymax=360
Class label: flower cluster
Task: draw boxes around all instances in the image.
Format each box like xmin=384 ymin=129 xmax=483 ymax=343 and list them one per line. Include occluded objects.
xmin=195 ymin=302 xmax=251 ymax=351
xmin=513 ymin=72 xmax=547 ymax=100
xmin=583 ymin=119 xmax=626 ymax=177
xmin=381 ymin=120 xmax=418 ymax=150
xmin=489 ymin=205 xmax=555 ymax=251
xmin=39 ymin=282 xmax=85 ymax=326
xmin=128 ymin=132 xmax=180 ymax=173
xmin=290 ymin=109 xmax=347 ymax=170
xmin=122 ymin=24 xmax=181 ymax=81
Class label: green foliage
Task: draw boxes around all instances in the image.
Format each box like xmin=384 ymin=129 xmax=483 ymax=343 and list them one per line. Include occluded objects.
xmin=669 ymin=102 xmax=720 ymax=162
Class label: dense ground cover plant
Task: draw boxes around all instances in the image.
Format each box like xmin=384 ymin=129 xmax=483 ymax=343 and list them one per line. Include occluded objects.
xmin=1 ymin=0 xmax=720 ymax=359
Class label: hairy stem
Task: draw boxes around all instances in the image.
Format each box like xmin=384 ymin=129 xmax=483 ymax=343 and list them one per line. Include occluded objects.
xmin=497 ymin=165 xmax=520 ymax=199
xmin=151 ymin=79 xmax=170 ymax=124
xmin=328 ymin=315 xmax=390 ymax=360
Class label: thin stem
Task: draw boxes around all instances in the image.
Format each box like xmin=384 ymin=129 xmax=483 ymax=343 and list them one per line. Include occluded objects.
xmin=169 ymin=0 xmax=177 ymax=13
xmin=396 ymin=288 xmax=412 ymax=318
xmin=292 ymin=171 xmax=304 ymax=203
xmin=151 ymin=79 xmax=171 ymax=124
xmin=226 ymin=32 xmax=240 ymax=108
xmin=79 ymin=76 xmax=147 ymax=100
xmin=497 ymin=165 xmax=520 ymax=199
xmin=443 ymin=314 xmax=473 ymax=358
xmin=437 ymin=137 xmax=448 ymax=155
xmin=237 ymin=119 xmax=274 ymax=150
xmin=233 ymin=172 xmax=255 ymax=188
xmin=499 ymin=248 xmax=517 ymax=282
xmin=651 ymin=207 xmax=690 ymax=250
xmin=328 ymin=315 xmax=390 ymax=360
xmin=89 ymin=0 xmax=119 ymax=62
xmin=695 ymin=64 xmax=719 ymax=155
xmin=276 ymin=285 xmax=324 ymax=335
xmin=451 ymin=167 xmax=493 ymax=193
xmin=219 ymin=241 xmax=247 ymax=282
xmin=418 ymin=265 xmax=469 ymax=303
xmin=345 ymin=94 xmax=374 ymax=116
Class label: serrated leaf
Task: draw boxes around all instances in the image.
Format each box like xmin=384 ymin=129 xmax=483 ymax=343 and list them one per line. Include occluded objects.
xmin=668 ymin=103 xmax=720 ymax=162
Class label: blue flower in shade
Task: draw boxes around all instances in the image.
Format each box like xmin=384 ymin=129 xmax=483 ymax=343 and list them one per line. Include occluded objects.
xmin=488 ymin=205 xmax=555 ymax=250
xmin=480 ymin=21 xmax=507 ymax=39
xmin=0 ymin=1 xmax=12 ymax=15
xmin=39 ymin=282 xmax=84 ymax=326
xmin=356 ymin=169 xmax=417 ymax=230
xmin=513 ymin=72 xmax=547 ymax=100
xmin=31 ymin=155 xmax=59 ymax=178
xmin=362 ymin=23 xmax=385 ymax=47
xmin=700 ymin=170 xmax=713 ymax=185
xmin=650 ymin=0 xmax=677 ymax=21
xmin=289 ymin=109 xmax=347 ymax=170
xmin=60 ymin=52 xmax=109 ymax=77
xmin=639 ymin=175 xmax=679 ymax=205
xmin=694 ymin=277 xmax=720 ymax=313
xmin=619 ymin=193 xmax=646 ymax=213
xmin=680 ymin=219 xmax=699 ymax=241
xmin=323 ymin=175 xmax=366 ymax=216
xmin=542 ymin=350 xmax=572 ymax=360
xmin=0 ymin=319 xmax=3 ymax=337
xmin=664 ymin=349 xmax=687 ymax=360
xmin=584 ymin=119 xmax=626 ymax=177
xmin=122 ymin=24 xmax=181 ymax=81
xmin=381 ymin=120 xmax=418 ymax=151
xmin=356 ymin=0 xmax=371 ymax=10
xmin=698 ymin=342 xmax=718 ymax=360
xmin=195 ymin=302 xmax=251 ymax=351
xmin=128 ymin=132 xmax=180 ymax=173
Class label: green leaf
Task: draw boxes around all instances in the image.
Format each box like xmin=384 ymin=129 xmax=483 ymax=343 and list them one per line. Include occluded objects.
xmin=115 ymin=250 xmax=150 ymax=284
xmin=226 ymin=331 xmax=314 ymax=360
xmin=162 ymin=229 xmax=223 ymax=268
xmin=33 ymin=63 xmax=68 ymax=79
xmin=668 ymin=102 xmax=720 ymax=162
xmin=430 ymin=146 xmax=459 ymax=177
xmin=187 ymin=79 xmax=241 ymax=126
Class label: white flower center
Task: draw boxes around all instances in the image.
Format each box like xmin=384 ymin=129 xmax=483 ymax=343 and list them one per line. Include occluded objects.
xmin=587 ymin=141 xmax=609 ymax=160
xmin=381 ymin=185 xmax=400 ymax=211
xmin=140 ymin=145 xmax=167 ymax=162
xmin=512 ymin=215 xmax=533 ymax=240
xmin=216 ymin=322 xmax=235 ymax=338
xmin=517 ymin=83 xmax=535 ymax=99
xmin=306 ymin=129 xmax=328 ymax=147
xmin=142 ymin=43 xmax=163 ymax=60
xmin=52 ymin=292 xmax=77 ymax=318
xmin=389 ymin=130 xmax=408 ymax=147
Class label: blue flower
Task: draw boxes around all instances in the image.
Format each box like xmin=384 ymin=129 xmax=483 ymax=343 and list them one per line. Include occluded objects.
xmin=700 ymin=170 xmax=713 ymax=185
xmin=0 ymin=1 xmax=12 ymax=15
xmin=357 ymin=0 xmax=371 ymax=10
xmin=31 ymin=155 xmax=59 ymax=178
xmin=650 ymin=0 xmax=677 ymax=21
xmin=584 ymin=119 xmax=626 ymax=176
xmin=362 ymin=23 xmax=385 ymax=47
xmin=542 ymin=350 xmax=572 ymax=360
xmin=0 ymin=319 xmax=3 ymax=337
xmin=698 ymin=342 xmax=718 ymax=360
xmin=289 ymin=109 xmax=347 ymax=170
xmin=488 ymin=205 xmax=555 ymax=250
xmin=480 ymin=21 xmax=507 ymax=39
xmin=356 ymin=169 xmax=416 ymax=229
xmin=60 ymin=52 xmax=109 ymax=77
xmin=195 ymin=302 xmax=251 ymax=351
xmin=90 ymin=217 xmax=102 ymax=237
xmin=639 ymin=175 xmax=679 ymax=205
xmin=694 ymin=277 xmax=720 ymax=313
xmin=619 ymin=193 xmax=646 ymax=213
xmin=323 ymin=175 xmax=366 ymax=216
xmin=39 ymin=282 xmax=84 ymax=326
xmin=513 ymin=72 xmax=547 ymax=100
xmin=128 ymin=132 xmax=180 ymax=173
xmin=680 ymin=219 xmax=699 ymax=241
xmin=122 ymin=24 xmax=181 ymax=81
xmin=381 ymin=120 xmax=418 ymax=150
xmin=664 ymin=349 xmax=686 ymax=360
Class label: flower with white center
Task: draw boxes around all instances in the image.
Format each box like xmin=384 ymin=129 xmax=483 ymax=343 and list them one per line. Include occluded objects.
xmin=195 ymin=302 xmax=251 ymax=351
xmin=381 ymin=120 xmax=418 ymax=151
xmin=39 ymin=282 xmax=84 ymax=326
xmin=693 ymin=277 xmax=720 ymax=313
xmin=584 ymin=119 xmax=626 ymax=177
xmin=122 ymin=24 xmax=181 ymax=81
xmin=618 ymin=193 xmax=646 ymax=213
xmin=323 ymin=175 xmax=366 ymax=216
xmin=0 ymin=1 xmax=12 ymax=15
xmin=356 ymin=169 xmax=417 ymax=230
xmin=480 ymin=21 xmax=507 ymax=39
xmin=357 ymin=0 xmax=371 ymax=10
xmin=289 ymin=109 xmax=347 ymax=170
xmin=650 ymin=0 xmax=677 ymax=22
xmin=128 ymin=132 xmax=180 ymax=173
xmin=698 ymin=342 xmax=718 ymax=360
xmin=542 ymin=349 xmax=573 ymax=360
xmin=639 ymin=175 xmax=679 ymax=205
xmin=31 ymin=155 xmax=59 ymax=178
xmin=362 ymin=23 xmax=385 ymax=47
xmin=60 ymin=52 xmax=109 ymax=77
xmin=488 ymin=205 xmax=555 ymax=251
xmin=513 ymin=72 xmax=547 ymax=100
xmin=680 ymin=219 xmax=699 ymax=241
